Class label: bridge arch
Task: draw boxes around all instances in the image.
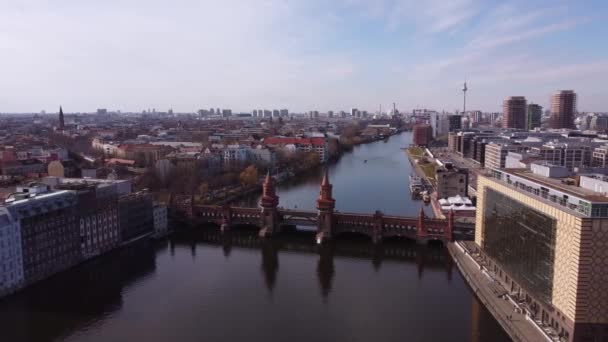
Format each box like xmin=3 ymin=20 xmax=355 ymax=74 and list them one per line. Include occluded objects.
xmin=332 ymin=230 xmax=374 ymax=241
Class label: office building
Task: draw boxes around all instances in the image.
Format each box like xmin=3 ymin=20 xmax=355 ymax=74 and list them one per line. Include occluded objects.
xmin=527 ymin=103 xmax=543 ymax=130
xmin=530 ymin=142 xmax=593 ymax=170
xmin=484 ymin=142 xmax=526 ymax=169
xmin=592 ymin=145 xmax=608 ymax=168
xmin=448 ymin=115 xmax=462 ymax=132
xmin=502 ymin=96 xmax=527 ymax=129
xmin=118 ymin=191 xmax=154 ymax=243
xmin=476 ymin=169 xmax=608 ymax=341
xmin=550 ymin=90 xmax=577 ymax=129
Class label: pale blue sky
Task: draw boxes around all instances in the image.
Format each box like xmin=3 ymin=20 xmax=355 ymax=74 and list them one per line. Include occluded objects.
xmin=1 ymin=0 xmax=607 ymax=113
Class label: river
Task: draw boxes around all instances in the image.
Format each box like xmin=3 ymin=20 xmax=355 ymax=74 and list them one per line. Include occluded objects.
xmin=0 ymin=132 xmax=510 ymax=342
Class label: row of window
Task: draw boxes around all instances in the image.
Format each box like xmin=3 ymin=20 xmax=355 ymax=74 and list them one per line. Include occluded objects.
xmin=25 ymin=247 xmax=78 ymax=265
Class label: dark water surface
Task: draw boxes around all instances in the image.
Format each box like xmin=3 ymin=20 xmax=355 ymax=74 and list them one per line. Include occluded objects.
xmin=0 ymin=133 xmax=510 ymax=342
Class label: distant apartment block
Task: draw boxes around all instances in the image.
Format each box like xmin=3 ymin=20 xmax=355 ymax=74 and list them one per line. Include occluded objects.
xmin=484 ymin=143 xmax=526 ymax=169
xmin=502 ymin=96 xmax=527 ymax=129
xmin=118 ymin=191 xmax=154 ymax=243
xmin=412 ymin=124 xmax=433 ymax=146
xmin=550 ymin=90 xmax=577 ymax=129
xmin=263 ymin=136 xmax=329 ymax=163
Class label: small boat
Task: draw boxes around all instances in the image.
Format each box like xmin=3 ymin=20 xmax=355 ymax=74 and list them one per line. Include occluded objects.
xmin=364 ymin=160 xmax=368 ymax=163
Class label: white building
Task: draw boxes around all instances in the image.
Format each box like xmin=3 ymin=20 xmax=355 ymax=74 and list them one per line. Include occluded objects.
xmin=0 ymin=207 xmax=24 ymax=296
xmin=153 ymin=204 xmax=168 ymax=238
xmin=429 ymin=112 xmax=449 ymax=137
xmin=250 ymin=146 xmax=276 ymax=167
xmin=222 ymin=145 xmax=251 ymax=164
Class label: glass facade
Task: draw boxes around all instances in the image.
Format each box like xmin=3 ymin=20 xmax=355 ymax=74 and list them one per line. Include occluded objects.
xmin=482 ymin=188 xmax=557 ymax=305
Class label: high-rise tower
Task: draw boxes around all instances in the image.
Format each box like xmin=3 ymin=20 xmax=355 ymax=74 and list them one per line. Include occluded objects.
xmin=58 ymin=106 xmax=65 ymax=130
xmin=502 ymin=96 xmax=527 ymax=129
xmin=527 ymin=103 xmax=543 ymax=130
xmin=316 ymin=169 xmax=335 ymax=243
xmin=550 ymin=90 xmax=577 ymax=129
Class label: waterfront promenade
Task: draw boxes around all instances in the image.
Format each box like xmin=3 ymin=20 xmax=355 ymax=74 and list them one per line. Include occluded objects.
xmin=448 ymin=241 xmax=556 ymax=342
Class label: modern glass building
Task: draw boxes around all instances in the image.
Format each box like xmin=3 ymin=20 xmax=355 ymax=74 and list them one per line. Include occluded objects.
xmin=476 ymin=171 xmax=608 ymax=342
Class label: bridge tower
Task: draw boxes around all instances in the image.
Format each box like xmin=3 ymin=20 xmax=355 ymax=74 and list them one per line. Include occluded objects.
xmin=259 ymin=171 xmax=280 ymax=238
xmin=316 ymin=168 xmax=335 ymax=243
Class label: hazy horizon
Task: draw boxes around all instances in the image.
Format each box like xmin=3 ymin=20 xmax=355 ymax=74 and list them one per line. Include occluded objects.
xmin=1 ymin=0 xmax=607 ymax=113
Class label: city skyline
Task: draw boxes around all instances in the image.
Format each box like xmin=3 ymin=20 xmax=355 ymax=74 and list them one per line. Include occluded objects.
xmin=1 ymin=0 xmax=608 ymax=113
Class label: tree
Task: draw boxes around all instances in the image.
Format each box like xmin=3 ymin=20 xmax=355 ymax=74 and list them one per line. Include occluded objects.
xmin=239 ymin=165 xmax=258 ymax=187
xmin=298 ymin=152 xmax=320 ymax=171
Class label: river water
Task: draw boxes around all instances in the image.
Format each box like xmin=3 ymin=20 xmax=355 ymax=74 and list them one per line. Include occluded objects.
xmin=0 ymin=132 xmax=510 ymax=342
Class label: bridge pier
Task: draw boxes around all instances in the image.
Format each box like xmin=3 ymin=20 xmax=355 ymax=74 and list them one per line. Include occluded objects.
xmin=372 ymin=210 xmax=384 ymax=244
xmin=221 ymin=205 xmax=232 ymax=233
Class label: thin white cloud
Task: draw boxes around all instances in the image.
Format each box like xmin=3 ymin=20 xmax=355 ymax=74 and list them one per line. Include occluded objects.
xmin=467 ymin=18 xmax=586 ymax=50
xmin=0 ymin=0 xmax=604 ymax=112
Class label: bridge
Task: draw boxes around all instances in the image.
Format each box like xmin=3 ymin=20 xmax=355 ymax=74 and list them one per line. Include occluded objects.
xmin=182 ymin=170 xmax=472 ymax=244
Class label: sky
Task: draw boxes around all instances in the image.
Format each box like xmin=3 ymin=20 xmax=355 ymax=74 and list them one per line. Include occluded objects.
xmin=1 ymin=0 xmax=607 ymax=113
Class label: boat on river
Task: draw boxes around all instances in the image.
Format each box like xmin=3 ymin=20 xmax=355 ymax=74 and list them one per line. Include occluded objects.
xmin=409 ymin=175 xmax=424 ymax=197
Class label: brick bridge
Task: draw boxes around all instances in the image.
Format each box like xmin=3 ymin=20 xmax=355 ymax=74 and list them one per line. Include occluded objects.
xmin=188 ymin=170 xmax=471 ymax=244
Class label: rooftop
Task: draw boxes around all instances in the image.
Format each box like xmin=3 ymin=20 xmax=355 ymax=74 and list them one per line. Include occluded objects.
xmin=502 ymin=168 xmax=608 ymax=202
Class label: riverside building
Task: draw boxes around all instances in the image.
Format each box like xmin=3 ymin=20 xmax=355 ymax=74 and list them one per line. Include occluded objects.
xmin=475 ymin=167 xmax=608 ymax=341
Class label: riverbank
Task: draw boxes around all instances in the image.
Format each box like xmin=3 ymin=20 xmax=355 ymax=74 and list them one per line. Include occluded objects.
xmin=208 ymin=133 xmax=403 ymax=206
xmin=448 ymin=241 xmax=555 ymax=342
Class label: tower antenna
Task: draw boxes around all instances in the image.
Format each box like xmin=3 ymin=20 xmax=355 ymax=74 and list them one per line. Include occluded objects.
xmin=462 ymin=79 xmax=468 ymax=115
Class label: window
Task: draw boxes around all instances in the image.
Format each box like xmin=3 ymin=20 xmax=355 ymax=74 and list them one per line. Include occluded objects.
xmin=482 ymin=188 xmax=556 ymax=305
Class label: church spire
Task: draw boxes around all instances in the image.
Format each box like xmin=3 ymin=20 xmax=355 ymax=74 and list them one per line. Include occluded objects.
xmin=58 ymin=105 xmax=65 ymax=130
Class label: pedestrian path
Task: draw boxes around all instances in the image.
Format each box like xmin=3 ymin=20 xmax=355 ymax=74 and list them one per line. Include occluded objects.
xmin=448 ymin=242 xmax=556 ymax=342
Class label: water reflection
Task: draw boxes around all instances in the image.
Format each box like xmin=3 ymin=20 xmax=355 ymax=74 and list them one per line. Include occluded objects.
xmin=261 ymin=240 xmax=279 ymax=294
xmin=0 ymin=241 xmax=158 ymax=342
xmin=175 ymin=229 xmax=455 ymax=300
xmin=316 ymin=243 xmax=334 ymax=300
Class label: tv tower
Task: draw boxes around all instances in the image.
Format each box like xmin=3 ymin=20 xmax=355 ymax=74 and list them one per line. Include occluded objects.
xmin=462 ymin=80 xmax=468 ymax=115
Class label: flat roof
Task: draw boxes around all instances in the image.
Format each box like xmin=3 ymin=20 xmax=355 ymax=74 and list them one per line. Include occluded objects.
xmin=502 ymin=168 xmax=608 ymax=202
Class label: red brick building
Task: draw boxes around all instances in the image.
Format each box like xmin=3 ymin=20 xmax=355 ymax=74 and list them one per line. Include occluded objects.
xmin=412 ymin=124 xmax=433 ymax=146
